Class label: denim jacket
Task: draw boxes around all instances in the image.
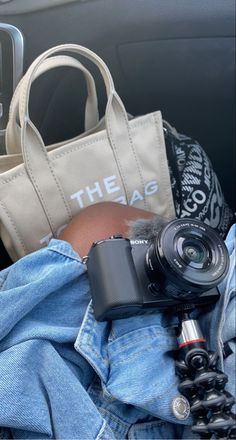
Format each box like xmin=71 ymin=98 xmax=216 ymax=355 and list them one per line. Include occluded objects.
xmin=0 ymin=225 xmax=235 ymax=439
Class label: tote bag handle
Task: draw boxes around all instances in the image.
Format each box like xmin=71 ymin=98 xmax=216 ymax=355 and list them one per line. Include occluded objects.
xmin=6 ymin=54 xmax=99 ymax=154
xmin=19 ymin=44 xmax=146 ymax=236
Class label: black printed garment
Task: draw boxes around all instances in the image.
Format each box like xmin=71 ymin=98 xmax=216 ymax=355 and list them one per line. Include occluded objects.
xmin=164 ymin=122 xmax=233 ymax=237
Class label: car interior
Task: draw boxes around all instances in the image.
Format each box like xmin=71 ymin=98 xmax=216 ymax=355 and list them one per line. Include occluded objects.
xmin=0 ymin=2 xmax=235 ymax=438
xmin=0 ymin=0 xmax=235 ymax=265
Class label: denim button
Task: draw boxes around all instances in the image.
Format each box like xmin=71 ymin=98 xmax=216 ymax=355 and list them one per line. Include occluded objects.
xmin=171 ymin=396 xmax=190 ymax=420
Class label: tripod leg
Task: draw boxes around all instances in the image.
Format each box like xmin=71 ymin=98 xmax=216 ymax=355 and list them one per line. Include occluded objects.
xmin=175 ymin=314 xmax=236 ymax=439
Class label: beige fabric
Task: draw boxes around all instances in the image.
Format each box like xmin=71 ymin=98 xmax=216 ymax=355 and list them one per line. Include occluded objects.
xmin=6 ymin=54 xmax=99 ymax=154
xmin=0 ymin=44 xmax=175 ymax=261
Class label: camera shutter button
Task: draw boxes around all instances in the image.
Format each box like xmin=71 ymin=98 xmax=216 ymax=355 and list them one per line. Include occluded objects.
xmin=109 ymin=234 xmax=123 ymax=239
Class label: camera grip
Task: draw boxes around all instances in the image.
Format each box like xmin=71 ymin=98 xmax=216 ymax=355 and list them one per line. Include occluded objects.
xmin=87 ymin=238 xmax=143 ymax=321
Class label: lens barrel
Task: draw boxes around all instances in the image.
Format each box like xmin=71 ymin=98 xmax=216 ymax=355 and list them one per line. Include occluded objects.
xmin=145 ymin=219 xmax=229 ymax=299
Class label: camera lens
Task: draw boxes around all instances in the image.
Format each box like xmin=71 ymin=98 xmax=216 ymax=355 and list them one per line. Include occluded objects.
xmin=177 ymin=237 xmax=211 ymax=269
xmin=183 ymin=242 xmax=206 ymax=263
xmin=145 ymin=219 xmax=229 ymax=299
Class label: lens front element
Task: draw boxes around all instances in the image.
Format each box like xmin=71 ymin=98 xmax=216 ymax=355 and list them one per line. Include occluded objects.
xmin=178 ymin=237 xmax=211 ymax=269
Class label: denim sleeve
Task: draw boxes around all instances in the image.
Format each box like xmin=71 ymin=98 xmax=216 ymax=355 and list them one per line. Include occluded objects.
xmin=75 ymin=290 xmax=190 ymax=428
xmin=0 ymin=239 xmax=114 ymax=439
xmin=211 ymin=225 xmax=236 ymax=394
xmin=198 ymin=224 xmax=236 ymax=395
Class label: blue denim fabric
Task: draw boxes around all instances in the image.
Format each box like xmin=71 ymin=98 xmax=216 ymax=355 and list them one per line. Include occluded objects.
xmin=198 ymin=224 xmax=236 ymax=401
xmin=0 ymin=226 xmax=235 ymax=439
xmin=0 ymin=242 xmax=114 ymax=439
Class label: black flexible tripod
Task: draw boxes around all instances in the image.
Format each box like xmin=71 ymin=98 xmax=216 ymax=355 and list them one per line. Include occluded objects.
xmin=174 ymin=307 xmax=236 ymax=439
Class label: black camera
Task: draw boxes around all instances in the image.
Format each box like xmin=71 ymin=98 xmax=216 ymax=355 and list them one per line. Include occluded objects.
xmin=86 ymin=219 xmax=229 ymax=321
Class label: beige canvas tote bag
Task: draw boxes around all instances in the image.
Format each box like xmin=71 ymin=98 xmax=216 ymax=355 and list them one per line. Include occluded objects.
xmin=1 ymin=52 xmax=101 ymax=170
xmin=6 ymin=54 xmax=100 ymax=154
xmin=0 ymin=44 xmax=175 ymax=261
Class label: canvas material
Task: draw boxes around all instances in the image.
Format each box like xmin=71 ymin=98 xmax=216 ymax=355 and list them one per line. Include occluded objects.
xmin=0 ymin=44 xmax=175 ymax=261
xmin=6 ymin=54 xmax=99 ymax=154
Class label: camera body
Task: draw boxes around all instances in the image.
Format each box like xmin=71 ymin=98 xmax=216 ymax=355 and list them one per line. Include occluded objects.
xmin=87 ymin=219 xmax=229 ymax=321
